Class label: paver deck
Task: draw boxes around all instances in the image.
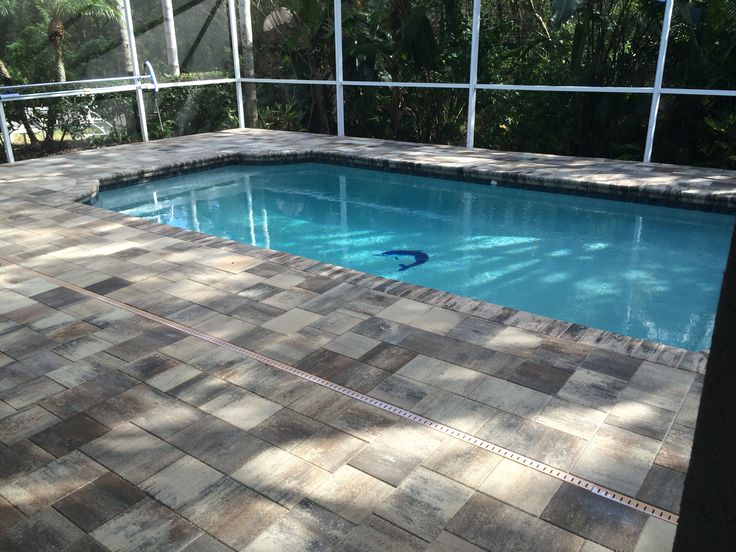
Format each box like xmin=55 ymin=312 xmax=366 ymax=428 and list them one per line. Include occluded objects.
xmin=1 ymin=129 xmax=732 ymax=551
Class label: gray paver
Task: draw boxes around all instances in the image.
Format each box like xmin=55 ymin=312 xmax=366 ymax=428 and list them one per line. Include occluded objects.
xmin=377 ymin=466 xmax=474 ymax=540
xmin=53 ymin=471 xmax=146 ymax=532
xmin=422 ymin=437 xmax=502 ymax=488
xmin=244 ymin=498 xmax=353 ymax=552
xmin=200 ymin=387 xmax=282 ymax=431
xmin=469 ymin=375 xmax=551 ymax=419
xmin=0 ymin=450 xmax=106 ymax=514
xmin=448 ymin=492 xmax=585 ymax=551
xmin=572 ymin=424 xmax=661 ymax=496
xmin=337 ymin=514 xmax=427 ymax=552
xmin=0 ymin=507 xmax=86 ymax=551
xmin=82 ymin=422 xmax=184 ymax=484
xmin=541 ymin=483 xmax=648 ymax=551
xmin=231 ymin=445 xmax=330 ymax=507
xmin=622 ymin=361 xmax=694 ymax=412
xmin=308 ymin=465 xmax=393 ymax=524
xmin=91 ymin=498 xmax=202 ymax=552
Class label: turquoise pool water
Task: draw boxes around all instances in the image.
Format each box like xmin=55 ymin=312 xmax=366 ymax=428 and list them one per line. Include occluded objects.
xmin=96 ymin=163 xmax=735 ymax=351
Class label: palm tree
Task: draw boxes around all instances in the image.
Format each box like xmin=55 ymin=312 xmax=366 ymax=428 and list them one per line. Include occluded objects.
xmin=34 ymin=0 xmax=117 ymax=82
xmin=113 ymin=0 xmax=132 ymax=73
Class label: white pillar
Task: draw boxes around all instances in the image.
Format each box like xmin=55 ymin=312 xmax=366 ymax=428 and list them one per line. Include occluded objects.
xmin=0 ymin=101 xmax=14 ymax=163
xmin=333 ymin=0 xmax=345 ymax=136
xmin=123 ymin=0 xmax=149 ymax=142
xmin=466 ymin=0 xmax=482 ymax=148
xmin=643 ymin=0 xmax=675 ymax=163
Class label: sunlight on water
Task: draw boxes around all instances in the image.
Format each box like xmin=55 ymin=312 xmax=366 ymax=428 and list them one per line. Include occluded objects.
xmin=96 ymin=163 xmax=735 ymax=350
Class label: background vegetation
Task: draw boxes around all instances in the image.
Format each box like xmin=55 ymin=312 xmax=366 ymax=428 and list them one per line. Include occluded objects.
xmin=0 ymin=0 xmax=734 ymax=168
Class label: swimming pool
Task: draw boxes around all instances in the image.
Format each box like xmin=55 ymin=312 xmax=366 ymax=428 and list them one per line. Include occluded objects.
xmin=96 ymin=162 xmax=735 ymax=351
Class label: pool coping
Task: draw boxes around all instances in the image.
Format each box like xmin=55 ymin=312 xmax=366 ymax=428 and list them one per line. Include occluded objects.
xmin=4 ymin=127 xmax=732 ymax=371
xmin=95 ymin=149 xmax=736 ymax=214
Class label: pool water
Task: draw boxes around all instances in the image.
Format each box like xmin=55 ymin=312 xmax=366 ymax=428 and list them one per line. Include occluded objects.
xmin=96 ymin=163 xmax=735 ymax=351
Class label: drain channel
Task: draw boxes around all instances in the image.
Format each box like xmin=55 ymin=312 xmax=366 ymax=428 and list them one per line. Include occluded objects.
xmin=1 ymin=255 xmax=678 ymax=525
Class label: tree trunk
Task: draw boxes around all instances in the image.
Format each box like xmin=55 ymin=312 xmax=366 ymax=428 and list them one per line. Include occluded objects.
xmin=47 ymin=18 xmax=65 ymax=145
xmin=238 ymin=0 xmax=258 ymax=127
xmin=48 ymin=18 xmax=66 ymax=82
xmin=312 ymin=85 xmax=331 ymax=134
xmin=161 ymin=0 xmax=180 ymax=75
xmin=391 ymin=88 xmax=401 ymax=139
xmin=115 ymin=0 xmax=134 ymax=74
xmin=0 ymin=59 xmax=38 ymax=145
xmin=389 ymin=0 xmax=411 ymax=140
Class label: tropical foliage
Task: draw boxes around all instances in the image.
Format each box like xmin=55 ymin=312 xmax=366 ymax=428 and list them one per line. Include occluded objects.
xmin=0 ymin=0 xmax=734 ymax=168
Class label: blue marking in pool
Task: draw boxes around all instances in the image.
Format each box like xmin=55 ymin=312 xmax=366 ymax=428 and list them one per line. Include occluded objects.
xmin=377 ymin=250 xmax=429 ymax=271
xmin=95 ymin=162 xmax=736 ymax=351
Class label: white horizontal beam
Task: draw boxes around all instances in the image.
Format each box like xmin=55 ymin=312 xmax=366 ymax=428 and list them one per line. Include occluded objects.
xmin=157 ymin=78 xmax=237 ymax=89
xmin=476 ymin=84 xmax=653 ymax=94
xmin=3 ymin=77 xmax=735 ymax=103
xmin=344 ymin=80 xmax=469 ymax=89
xmin=661 ymin=87 xmax=736 ymax=97
xmin=238 ymin=78 xmax=337 ymax=86
xmin=0 ymin=75 xmax=147 ymax=91
xmin=0 ymin=85 xmax=141 ymax=102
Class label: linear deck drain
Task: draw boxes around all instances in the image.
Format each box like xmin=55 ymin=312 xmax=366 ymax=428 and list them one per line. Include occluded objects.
xmin=1 ymin=255 xmax=679 ymax=525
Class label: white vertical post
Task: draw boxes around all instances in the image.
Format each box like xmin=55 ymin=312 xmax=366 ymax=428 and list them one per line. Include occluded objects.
xmin=227 ymin=0 xmax=245 ymax=128
xmin=0 ymin=101 xmax=15 ymax=163
xmin=123 ymin=0 xmax=149 ymax=142
xmin=333 ymin=0 xmax=345 ymax=136
xmin=643 ymin=0 xmax=675 ymax=163
xmin=466 ymin=0 xmax=482 ymax=148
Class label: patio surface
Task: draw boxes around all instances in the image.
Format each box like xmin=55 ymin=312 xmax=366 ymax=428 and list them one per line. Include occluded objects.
xmin=0 ymin=129 xmax=731 ymax=551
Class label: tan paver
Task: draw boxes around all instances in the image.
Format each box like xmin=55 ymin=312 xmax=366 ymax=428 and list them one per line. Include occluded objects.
xmin=262 ymin=308 xmax=323 ymax=335
xmin=231 ymin=446 xmax=330 ymax=508
xmin=572 ymin=424 xmax=661 ymax=496
xmin=376 ymin=298 xmax=433 ymax=324
xmin=377 ymin=466 xmax=474 ymax=540
xmin=307 ymin=465 xmax=393 ymax=524
xmin=478 ymin=459 xmax=561 ymax=516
